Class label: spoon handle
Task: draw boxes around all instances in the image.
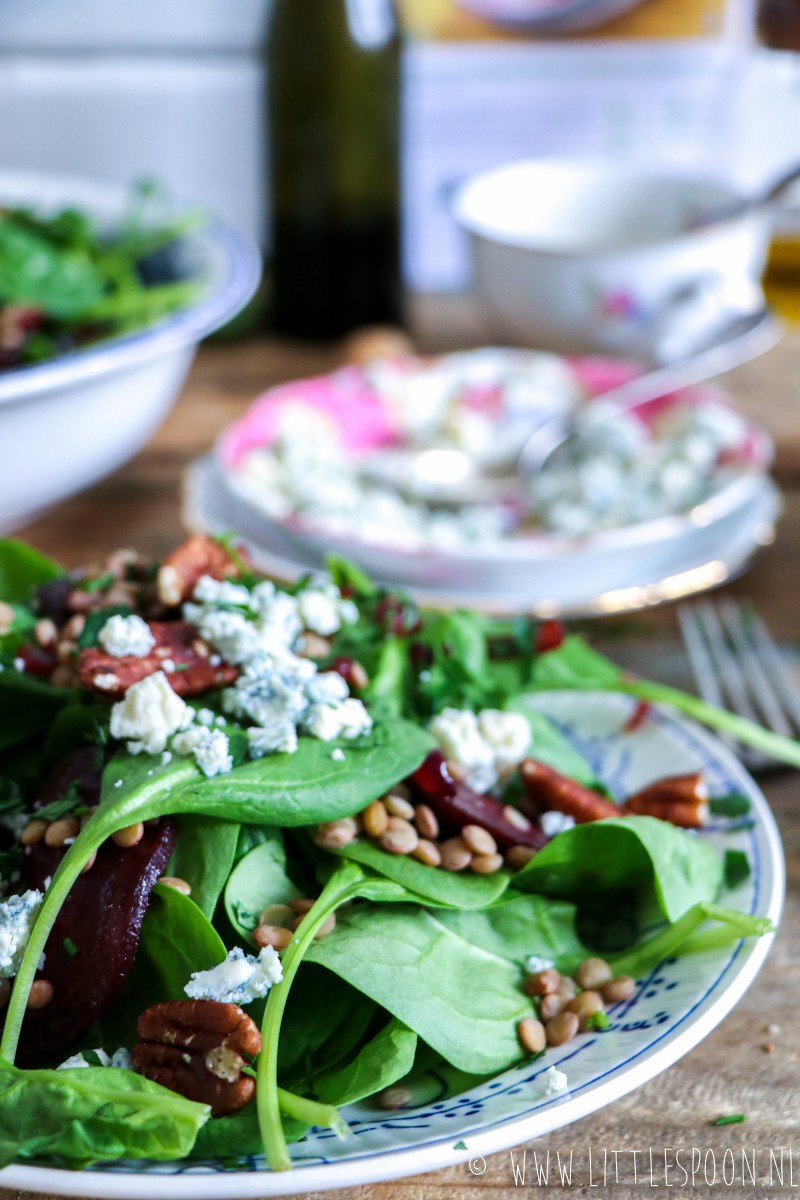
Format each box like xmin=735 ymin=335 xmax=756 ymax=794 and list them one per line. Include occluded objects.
xmin=518 ymin=308 xmax=780 ymax=476
xmin=761 ymin=160 xmax=800 ymax=208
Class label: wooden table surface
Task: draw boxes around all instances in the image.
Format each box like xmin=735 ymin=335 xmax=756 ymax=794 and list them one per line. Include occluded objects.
xmin=6 ymin=322 xmax=800 ymax=1199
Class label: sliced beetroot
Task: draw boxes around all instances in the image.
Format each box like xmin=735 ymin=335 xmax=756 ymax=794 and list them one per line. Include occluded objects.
xmin=35 ymin=745 xmax=105 ymax=813
xmin=17 ymin=817 xmax=176 ymax=1064
xmin=15 ymin=643 xmax=57 ymax=678
xmin=374 ymin=595 xmax=422 ymax=637
xmin=534 ymin=619 xmax=566 ymax=654
xmin=34 ymin=576 xmax=74 ymax=627
xmin=77 ymin=619 xmax=238 ymax=700
xmin=408 ymin=751 xmax=546 ymax=851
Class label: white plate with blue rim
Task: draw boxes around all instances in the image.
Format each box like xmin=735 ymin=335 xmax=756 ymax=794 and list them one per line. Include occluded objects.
xmin=0 ymin=691 xmax=783 ymax=1199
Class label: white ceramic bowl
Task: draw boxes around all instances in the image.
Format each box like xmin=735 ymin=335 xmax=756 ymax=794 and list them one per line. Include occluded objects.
xmin=0 ymin=170 xmax=261 ymax=532
xmin=453 ymin=159 xmax=772 ymax=356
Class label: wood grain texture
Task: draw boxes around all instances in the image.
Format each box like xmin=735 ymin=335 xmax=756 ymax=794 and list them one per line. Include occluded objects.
xmin=4 ymin=318 xmax=800 ymax=1199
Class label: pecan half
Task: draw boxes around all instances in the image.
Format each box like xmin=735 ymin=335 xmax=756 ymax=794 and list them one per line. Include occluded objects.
xmin=78 ymin=620 xmax=238 ymax=699
xmin=519 ymin=759 xmax=619 ymax=824
xmin=157 ymin=535 xmax=250 ymax=607
xmin=134 ymin=1000 xmax=261 ymax=1115
xmin=623 ymin=772 xmax=708 ymax=828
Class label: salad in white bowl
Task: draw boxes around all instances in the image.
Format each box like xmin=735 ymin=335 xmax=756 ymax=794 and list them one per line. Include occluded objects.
xmin=0 ymin=533 xmax=789 ymax=1178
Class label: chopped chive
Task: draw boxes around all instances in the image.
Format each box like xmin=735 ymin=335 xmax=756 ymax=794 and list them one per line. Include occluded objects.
xmin=724 ymin=849 xmax=751 ymax=890
xmin=713 ymin=1114 xmax=746 ymax=1126
xmin=710 ymin=793 xmax=751 ymax=818
xmin=585 ymin=1011 xmax=610 ymax=1031
xmin=63 ymin=937 xmax=79 ymax=958
xmin=80 ymin=572 xmax=116 ymax=594
xmin=454 ymin=1140 xmax=468 ymax=1150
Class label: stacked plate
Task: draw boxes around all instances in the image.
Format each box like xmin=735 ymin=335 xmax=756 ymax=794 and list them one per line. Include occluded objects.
xmin=184 ymin=348 xmax=780 ymax=616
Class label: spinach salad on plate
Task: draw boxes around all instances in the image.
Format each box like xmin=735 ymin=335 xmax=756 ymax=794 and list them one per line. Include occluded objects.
xmin=0 ymin=534 xmax=786 ymax=1172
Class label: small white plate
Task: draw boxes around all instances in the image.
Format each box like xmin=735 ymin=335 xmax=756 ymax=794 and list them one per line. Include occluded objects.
xmin=0 ymin=691 xmax=783 ymax=1198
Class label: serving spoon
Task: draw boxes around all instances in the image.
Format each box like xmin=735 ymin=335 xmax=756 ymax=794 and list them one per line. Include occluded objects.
xmin=690 ymin=160 xmax=800 ymax=229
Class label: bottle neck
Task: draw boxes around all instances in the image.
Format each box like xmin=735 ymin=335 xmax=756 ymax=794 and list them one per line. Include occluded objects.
xmin=269 ymin=0 xmax=398 ymax=50
xmin=344 ymin=0 xmax=397 ymax=49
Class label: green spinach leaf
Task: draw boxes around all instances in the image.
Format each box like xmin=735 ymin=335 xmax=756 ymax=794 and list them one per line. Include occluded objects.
xmin=168 ymin=816 xmax=241 ymax=920
xmin=225 ymin=840 xmax=302 ymax=941
xmin=334 ymin=838 xmax=511 ymax=908
xmin=190 ymin=1106 xmax=308 ymax=1160
xmin=512 ymin=815 xmax=722 ymax=924
xmin=307 ymin=905 xmax=529 ymax=1076
xmin=0 ymin=672 xmax=74 ymax=753
xmin=529 ymin=636 xmax=623 ymax=693
xmin=167 ymin=716 xmax=435 ymax=827
xmin=0 ymin=539 xmax=61 ymax=604
xmin=609 ymin=901 xmax=774 ymax=978
xmin=138 ymin=883 xmax=228 ymax=999
xmin=278 ymin=967 xmax=377 ymax=1085
xmin=435 ymin=892 xmax=585 ymax=971
xmin=0 ymin=1063 xmax=208 ymax=1167
xmin=312 ymin=1017 xmax=417 ymax=1106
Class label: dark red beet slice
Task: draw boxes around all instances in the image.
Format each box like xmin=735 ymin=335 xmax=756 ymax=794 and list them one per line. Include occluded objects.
xmin=408 ymin=751 xmax=547 ymax=851
xmin=34 ymin=576 xmax=73 ymax=626
xmin=374 ymin=595 xmax=422 ymax=637
xmin=16 ymin=818 xmax=176 ymax=1064
xmin=78 ymin=619 xmax=238 ymax=700
xmin=534 ymin=619 xmax=566 ymax=654
xmin=15 ymin=643 xmax=58 ymax=678
xmin=35 ymin=746 xmax=105 ymax=813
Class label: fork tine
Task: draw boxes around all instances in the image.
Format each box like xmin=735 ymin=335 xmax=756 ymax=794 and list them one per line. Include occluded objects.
xmin=742 ymin=602 xmax=800 ymax=731
xmin=678 ymin=597 xmax=798 ymax=771
xmin=716 ymin=598 xmax=795 ymax=738
xmin=677 ymin=604 xmax=726 ymax=710
xmin=678 ymin=600 xmax=768 ymax=769
xmin=691 ymin=599 xmax=762 ymax=726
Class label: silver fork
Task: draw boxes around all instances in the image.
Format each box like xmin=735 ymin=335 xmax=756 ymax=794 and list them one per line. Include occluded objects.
xmin=678 ymin=597 xmax=800 ymax=771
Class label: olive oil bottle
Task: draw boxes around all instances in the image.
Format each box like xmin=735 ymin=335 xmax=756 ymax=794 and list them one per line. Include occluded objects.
xmin=266 ymin=0 xmax=402 ymax=338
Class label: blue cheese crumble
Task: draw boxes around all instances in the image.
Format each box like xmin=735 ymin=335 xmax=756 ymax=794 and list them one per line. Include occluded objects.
xmin=429 ymin=707 xmax=531 ymax=793
xmin=99 ymin=614 xmax=155 ymax=658
xmin=529 ymin=401 xmax=747 ymax=537
xmin=525 ymin=954 xmax=555 ymax=974
xmin=540 ymin=811 xmax=576 ymax=838
xmin=185 ymin=946 xmax=283 ymax=1004
xmin=58 ymin=1047 xmax=133 ymax=1071
xmin=544 ymin=1065 xmax=569 ymax=1094
xmin=0 ymin=889 xmax=43 ymax=977
xmin=172 ymin=726 xmax=232 ymax=778
xmin=296 ymin=581 xmax=358 ymax=637
xmin=104 ymin=572 xmax=371 ymax=773
xmin=109 ymin=671 xmax=194 ymax=755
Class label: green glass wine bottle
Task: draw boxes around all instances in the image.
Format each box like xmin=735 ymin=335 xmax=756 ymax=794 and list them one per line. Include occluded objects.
xmin=266 ymin=0 xmax=403 ymax=338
